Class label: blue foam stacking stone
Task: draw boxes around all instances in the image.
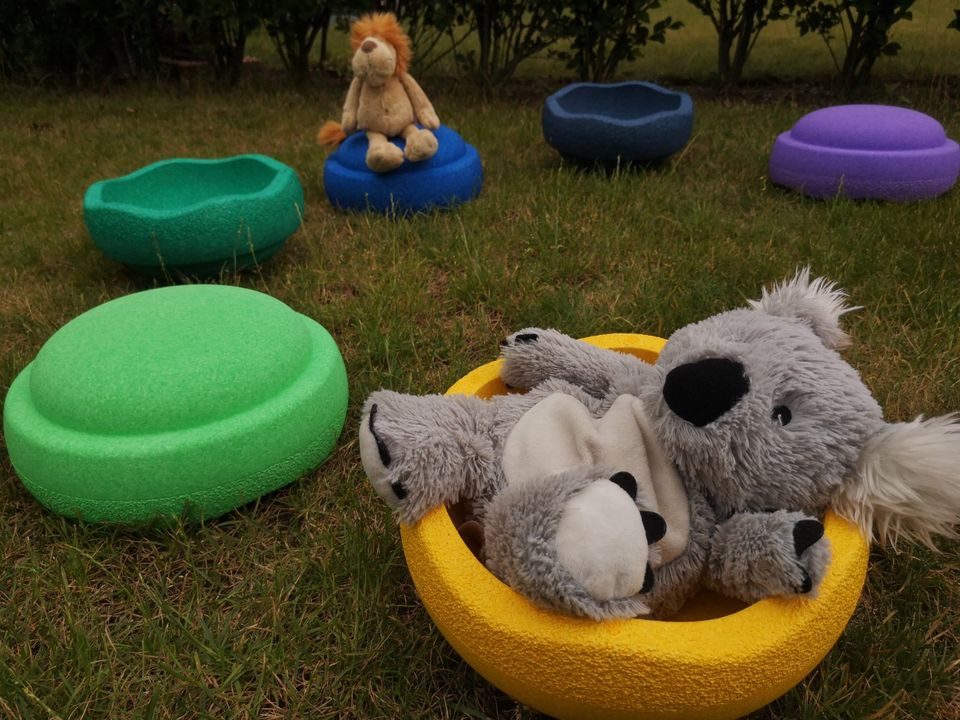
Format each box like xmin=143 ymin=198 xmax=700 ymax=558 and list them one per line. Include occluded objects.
xmin=542 ymin=81 xmax=694 ymax=165
xmin=323 ymin=125 xmax=483 ymax=214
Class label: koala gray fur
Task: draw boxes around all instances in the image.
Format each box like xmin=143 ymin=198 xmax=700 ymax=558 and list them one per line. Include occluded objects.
xmin=360 ymin=375 xmax=708 ymax=619
xmin=359 ymin=270 xmax=960 ymax=619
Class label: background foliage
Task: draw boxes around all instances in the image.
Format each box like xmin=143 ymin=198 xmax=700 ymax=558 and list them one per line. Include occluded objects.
xmin=2 ymin=0 xmax=959 ymax=89
xmin=686 ymin=0 xmax=792 ymax=85
xmin=790 ymin=0 xmax=918 ymax=90
xmin=551 ymin=0 xmax=682 ymax=82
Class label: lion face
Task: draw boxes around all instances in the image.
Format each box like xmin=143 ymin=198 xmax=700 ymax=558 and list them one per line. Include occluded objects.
xmin=351 ymin=35 xmax=397 ymax=87
xmin=348 ymin=12 xmax=411 ymax=88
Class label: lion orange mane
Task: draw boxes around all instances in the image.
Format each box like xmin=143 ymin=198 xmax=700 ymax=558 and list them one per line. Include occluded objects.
xmin=350 ymin=12 xmax=412 ymax=76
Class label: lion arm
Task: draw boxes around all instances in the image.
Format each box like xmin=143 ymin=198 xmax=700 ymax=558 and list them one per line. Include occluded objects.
xmin=341 ymin=77 xmax=362 ymax=133
xmin=398 ymin=72 xmax=439 ymax=129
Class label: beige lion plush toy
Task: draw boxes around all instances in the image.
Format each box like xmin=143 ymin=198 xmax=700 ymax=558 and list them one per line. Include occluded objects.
xmin=318 ymin=12 xmax=440 ymax=173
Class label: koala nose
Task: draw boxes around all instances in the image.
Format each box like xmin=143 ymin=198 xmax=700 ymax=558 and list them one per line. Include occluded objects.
xmin=663 ymin=358 xmax=750 ymax=427
xmin=361 ymin=39 xmax=376 ymax=53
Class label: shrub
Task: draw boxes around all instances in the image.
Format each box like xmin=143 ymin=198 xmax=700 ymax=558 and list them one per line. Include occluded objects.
xmin=386 ymin=0 xmax=472 ymax=75
xmin=170 ymin=0 xmax=260 ymax=84
xmin=686 ymin=0 xmax=792 ymax=85
xmin=258 ymin=0 xmax=333 ymax=83
xmin=0 ymin=2 xmax=35 ymax=80
xmin=552 ymin=0 xmax=682 ymax=82
xmin=1 ymin=0 xmax=166 ymax=84
xmin=789 ymin=0 xmax=916 ymax=90
xmin=455 ymin=1 xmax=563 ymax=91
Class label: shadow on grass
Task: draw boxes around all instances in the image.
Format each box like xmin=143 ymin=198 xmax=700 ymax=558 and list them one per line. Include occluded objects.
xmin=547 ymin=153 xmax=675 ymax=177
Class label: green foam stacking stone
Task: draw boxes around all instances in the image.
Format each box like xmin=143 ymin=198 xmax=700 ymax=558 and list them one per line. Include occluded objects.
xmin=2 ymin=285 xmax=348 ymax=523
xmin=83 ymin=154 xmax=305 ymax=278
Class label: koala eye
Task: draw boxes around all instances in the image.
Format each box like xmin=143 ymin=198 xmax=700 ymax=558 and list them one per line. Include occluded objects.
xmin=772 ymin=405 xmax=792 ymax=426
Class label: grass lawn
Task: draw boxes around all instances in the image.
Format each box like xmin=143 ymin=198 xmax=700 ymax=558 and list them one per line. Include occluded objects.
xmin=1 ymin=9 xmax=959 ymax=719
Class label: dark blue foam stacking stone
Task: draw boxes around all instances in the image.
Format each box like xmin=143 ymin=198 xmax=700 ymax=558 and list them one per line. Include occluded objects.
xmin=542 ymin=81 xmax=694 ymax=165
xmin=769 ymin=104 xmax=960 ymax=201
xmin=323 ymin=125 xmax=483 ymax=214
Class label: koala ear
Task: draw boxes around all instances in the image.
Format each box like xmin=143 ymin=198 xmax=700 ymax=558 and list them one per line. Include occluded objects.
xmin=832 ymin=415 xmax=960 ymax=548
xmin=747 ymin=267 xmax=859 ymax=349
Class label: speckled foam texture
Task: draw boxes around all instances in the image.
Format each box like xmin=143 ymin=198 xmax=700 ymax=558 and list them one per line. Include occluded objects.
xmin=405 ymin=510 xmax=868 ymax=720
xmin=769 ymin=104 xmax=960 ymax=201
xmin=542 ymin=81 xmax=694 ymax=163
xmin=3 ymin=284 xmax=348 ymax=523
xmin=400 ymin=337 xmax=870 ymax=720
xmin=83 ymin=155 xmax=305 ymax=277
xmin=323 ymin=125 xmax=483 ymax=214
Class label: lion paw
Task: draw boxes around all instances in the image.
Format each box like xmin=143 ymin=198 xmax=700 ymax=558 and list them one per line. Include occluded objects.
xmin=366 ymin=142 xmax=405 ymax=172
xmin=404 ymin=128 xmax=438 ymax=162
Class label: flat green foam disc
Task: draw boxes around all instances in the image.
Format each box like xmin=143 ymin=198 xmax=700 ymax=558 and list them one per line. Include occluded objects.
xmin=3 ymin=285 xmax=348 ymax=523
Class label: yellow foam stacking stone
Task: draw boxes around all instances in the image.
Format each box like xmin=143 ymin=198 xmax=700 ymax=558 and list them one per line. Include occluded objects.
xmin=400 ymin=333 xmax=869 ymax=720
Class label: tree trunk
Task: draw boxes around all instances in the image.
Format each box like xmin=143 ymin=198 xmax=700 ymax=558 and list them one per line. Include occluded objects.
xmin=319 ymin=9 xmax=331 ymax=68
xmin=293 ymin=29 xmax=309 ymax=85
xmin=840 ymin=18 xmax=863 ymax=91
xmin=730 ymin=6 xmax=755 ymax=84
xmin=475 ymin=0 xmax=493 ymax=90
xmin=717 ymin=28 xmax=734 ymax=84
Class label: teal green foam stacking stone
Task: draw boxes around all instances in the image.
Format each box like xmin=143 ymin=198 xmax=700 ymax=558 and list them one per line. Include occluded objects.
xmin=83 ymin=155 xmax=305 ymax=278
xmin=2 ymin=285 xmax=348 ymax=523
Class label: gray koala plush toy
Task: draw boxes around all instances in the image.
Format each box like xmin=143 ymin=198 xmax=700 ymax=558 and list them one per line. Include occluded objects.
xmin=359 ymin=270 xmax=960 ymax=620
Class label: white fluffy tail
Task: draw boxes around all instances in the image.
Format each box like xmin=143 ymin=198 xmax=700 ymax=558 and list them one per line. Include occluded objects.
xmin=833 ymin=414 xmax=960 ymax=548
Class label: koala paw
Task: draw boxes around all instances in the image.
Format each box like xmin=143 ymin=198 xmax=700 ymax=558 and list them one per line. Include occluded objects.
xmin=484 ymin=466 xmax=656 ymax=620
xmin=555 ymin=472 xmax=656 ymax=602
xmin=359 ymin=402 xmax=406 ymax=505
xmin=359 ymin=390 xmax=492 ymax=525
xmin=498 ymin=327 xmax=572 ymax=390
xmin=793 ymin=519 xmax=827 ymax=593
xmin=709 ymin=511 xmax=831 ymax=603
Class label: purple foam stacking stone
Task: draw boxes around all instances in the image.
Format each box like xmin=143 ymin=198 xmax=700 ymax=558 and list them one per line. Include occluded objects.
xmin=769 ymin=105 xmax=960 ymax=201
